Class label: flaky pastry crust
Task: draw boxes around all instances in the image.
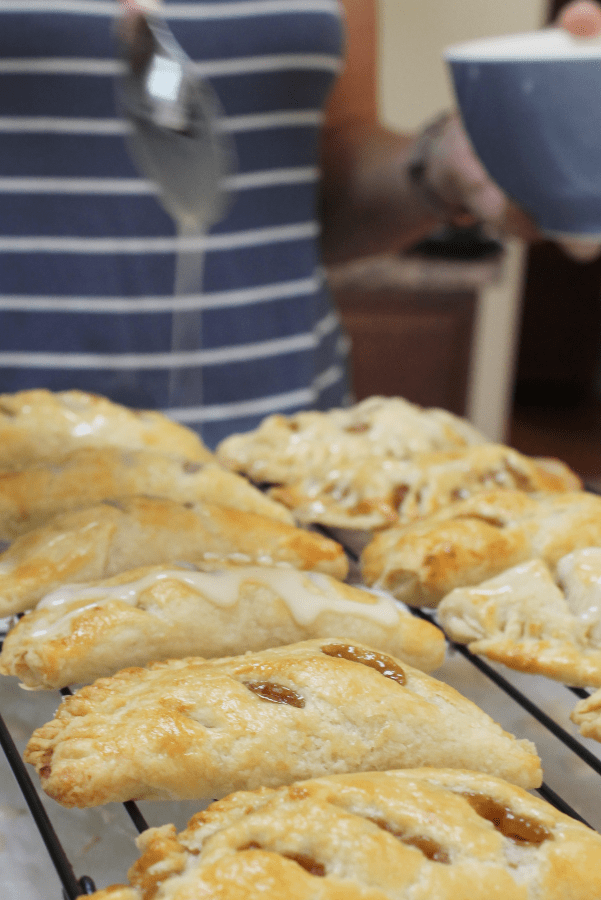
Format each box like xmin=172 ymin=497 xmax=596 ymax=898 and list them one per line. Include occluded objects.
xmin=216 ymin=396 xmax=579 ymax=530
xmin=85 ymin=768 xmax=601 ymax=900
xmin=0 ymin=565 xmax=445 ymax=688
xmin=267 ymin=443 xmax=581 ymax=530
xmin=0 ymin=388 xmax=212 ymax=467
xmin=0 ymin=496 xmax=347 ymax=616
xmin=0 ymin=448 xmax=293 ymax=539
xmin=437 ymin=549 xmax=601 ymax=687
xmin=216 ymin=395 xmax=486 ymax=485
xmin=361 ymin=489 xmax=601 ymax=607
xmin=24 ymin=639 xmax=541 ymax=808
xmin=571 ymin=688 xmax=601 ymax=742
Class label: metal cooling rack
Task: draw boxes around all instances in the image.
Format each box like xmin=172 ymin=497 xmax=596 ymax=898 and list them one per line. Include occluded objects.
xmin=3 ymin=521 xmax=601 ymax=897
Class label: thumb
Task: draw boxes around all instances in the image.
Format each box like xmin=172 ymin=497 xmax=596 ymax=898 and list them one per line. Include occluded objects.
xmin=557 ymin=0 xmax=601 ymax=36
xmin=558 ymin=238 xmax=601 ymax=262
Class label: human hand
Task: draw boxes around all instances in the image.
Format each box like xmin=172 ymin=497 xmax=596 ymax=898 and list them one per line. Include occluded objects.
xmin=557 ymin=0 xmax=601 ymax=36
xmin=117 ymin=0 xmax=160 ymax=43
xmin=416 ymin=112 xmax=541 ymax=243
xmin=116 ymin=0 xmax=162 ymax=73
xmin=120 ymin=0 xmax=160 ymax=12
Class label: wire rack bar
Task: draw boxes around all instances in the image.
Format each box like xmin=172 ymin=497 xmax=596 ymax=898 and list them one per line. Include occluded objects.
xmin=124 ymin=800 xmax=149 ymax=834
xmin=0 ymin=709 xmax=94 ymax=900
xmin=535 ymin=781 xmax=591 ymax=826
xmin=570 ymin=686 xmax=592 ymax=700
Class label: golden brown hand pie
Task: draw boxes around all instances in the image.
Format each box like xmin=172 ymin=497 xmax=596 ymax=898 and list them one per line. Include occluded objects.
xmin=0 ymin=496 xmax=347 ymax=616
xmin=216 ymin=394 xmax=487 ymax=485
xmin=0 ymin=447 xmax=293 ymax=540
xmin=0 ymin=388 xmax=212 ymax=467
xmin=437 ymin=549 xmax=601 ymax=687
xmin=83 ymin=769 xmax=601 ymax=900
xmin=24 ymin=639 xmax=541 ymax=808
xmin=267 ymin=443 xmax=580 ymax=531
xmin=571 ymin=688 xmax=601 ymax=742
xmin=533 ymin=455 xmax=583 ymax=491
xmin=0 ymin=564 xmax=445 ymax=689
xmin=361 ymin=489 xmax=601 ymax=607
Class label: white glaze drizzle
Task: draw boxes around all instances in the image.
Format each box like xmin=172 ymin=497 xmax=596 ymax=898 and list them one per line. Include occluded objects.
xmin=30 ymin=566 xmax=400 ymax=638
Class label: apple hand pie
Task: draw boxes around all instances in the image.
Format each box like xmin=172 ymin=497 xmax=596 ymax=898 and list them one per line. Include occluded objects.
xmin=0 ymin=564 xmax=445 ymax=689
xmin=361 ymin=488 xmax=601 ymax=607
xmin=0 ymin=388 xmax=212 ymax=468
xmin=267 ymin=443 xmax=581 ymax=531
xmin=0 ymin=448 xmax=293 ymax=540
xmin=83 ymin=769 xmax=601 ymax=900
xmin=216 ymin=394 xmax=487 ymax=486
xmin=24 ymin=639 xmax=541 ymax=808
xmin=0 ymin=496 xmax=348 ymax=617
xmin=437 ymin=549 xmax=601 ymax=687
xmin=571 ymin=688 xmax=601 ymax=742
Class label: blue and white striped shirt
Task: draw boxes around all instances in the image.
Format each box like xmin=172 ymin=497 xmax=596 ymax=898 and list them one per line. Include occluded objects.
xmin=0 ymin=0 xmax=351 ymax=448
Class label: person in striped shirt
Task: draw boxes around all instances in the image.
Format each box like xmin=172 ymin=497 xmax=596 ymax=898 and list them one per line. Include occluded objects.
xmin=0 ymin=0 xmax=599 ymax=449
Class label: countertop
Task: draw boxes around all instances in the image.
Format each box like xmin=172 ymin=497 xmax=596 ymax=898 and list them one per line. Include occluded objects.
xmin=326 ymin=249 xmax=505 ymax=294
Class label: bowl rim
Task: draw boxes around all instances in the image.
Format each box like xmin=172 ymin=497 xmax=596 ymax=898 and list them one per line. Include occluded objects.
xmin=445 ymin=27 xmax=601 ymax=62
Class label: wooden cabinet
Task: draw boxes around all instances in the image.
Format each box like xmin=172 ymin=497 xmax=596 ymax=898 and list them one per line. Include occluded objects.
xmin=327 ymin=253 xmax=503 ymax=417
xmin=512 ymin=0 xmax=601 ymax=408
xmin=515 ymin=242 xmax=601 ymax=407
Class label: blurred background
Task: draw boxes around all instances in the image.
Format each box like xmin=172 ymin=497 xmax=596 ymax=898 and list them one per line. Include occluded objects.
xmin=329 ymin=0 xmax=601 ymax=482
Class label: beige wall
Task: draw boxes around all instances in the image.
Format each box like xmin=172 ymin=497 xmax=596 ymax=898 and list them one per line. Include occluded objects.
xmin=376 ymin=0 xmax=549 ymax=441
xmin=379 ymin=0 xmax=548 ymax=131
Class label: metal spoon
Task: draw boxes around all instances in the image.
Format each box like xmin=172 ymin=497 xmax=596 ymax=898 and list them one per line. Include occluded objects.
xmin=116 ymin=5 xmax=236 ymax=407
xmin=116 ymin=6 xmax=234 ymax=231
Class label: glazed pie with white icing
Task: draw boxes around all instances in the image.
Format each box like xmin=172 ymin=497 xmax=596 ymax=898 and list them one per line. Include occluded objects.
xmin=24 ymin=639 xmax=541 ymax=808
xmin=216 ymin=395 xmax=487 ymax=485
xmin=0 ymin=447 xmax=293 ymax=540
xmin=437 ymin=548 xmax=601 ymax=687
xmin=0 ymin=496 xmax=348 ymax=617
xmin=0 ymin=388 xmax=212 ymax=468
xmin=267 ymin=443 xmax=581 ymax=530
xmin=0 ymin=564 xmax=445 ymax=689
xmin=216 ymin=396 xmax=579 ymax=530
xmin=361 ymin=489 xmax=601 ymax=607
xmin=83 ymin=768 xmax=601 ymax=900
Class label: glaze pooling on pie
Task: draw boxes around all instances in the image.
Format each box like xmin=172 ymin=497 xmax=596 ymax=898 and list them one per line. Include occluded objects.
xmin=0 ymin=449 xmax=294 ymax=540
xmin=81 ymin=769 xmax=601 ymax=900
xmin=437 ymin=549 xmax=601 ymax=687
xmin=0 ymin=388 xmax=213 ymax=467
xmin=0 ymin=496 xmax=348 ymax=617
xmin=361 ymin=489 xmax=601 ymax=607
xmin=0 ymin=565 xmax=445 ymax=689
xmin=24 ymin=640 xmax=542 ymax=808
